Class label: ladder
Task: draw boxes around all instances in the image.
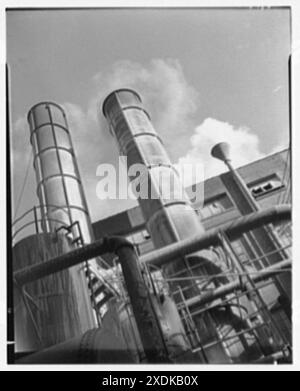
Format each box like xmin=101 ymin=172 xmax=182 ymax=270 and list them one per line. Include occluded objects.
xmin=56 ymin=221 xmax=118 ymax=323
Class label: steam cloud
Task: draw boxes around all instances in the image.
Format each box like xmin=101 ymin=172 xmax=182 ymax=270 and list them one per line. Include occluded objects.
xmin=177 ymin=118 xmax=264 ymax=185
xmin=12 ymin=59 xmax=279 ymax=220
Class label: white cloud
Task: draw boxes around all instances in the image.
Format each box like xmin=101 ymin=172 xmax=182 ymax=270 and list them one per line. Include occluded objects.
xmin=12 ymin=59 xmax=286 ymax=220
xmin=177 ymin=118 xmax=264 ymax=182
xmin=88 ymin=59 xmax=198 ymax=143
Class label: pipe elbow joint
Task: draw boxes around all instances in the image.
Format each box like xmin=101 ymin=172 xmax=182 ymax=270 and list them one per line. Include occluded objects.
xmin=103 ymin=236 xmax=135 ymax=254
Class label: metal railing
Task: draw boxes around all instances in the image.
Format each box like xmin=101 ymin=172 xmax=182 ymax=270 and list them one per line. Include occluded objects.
xmin=148 ymin=217 xmax=292 ymax=363
xmin=12 ymin=204 xmax=84 ymax=244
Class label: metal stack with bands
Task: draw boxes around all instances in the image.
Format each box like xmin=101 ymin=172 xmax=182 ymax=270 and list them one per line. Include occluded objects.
xmin=28 ymin=102 xmax=93 ymax=241
xmin=27 ymin=102 xmax=97 ymax=328
xmin=102 ymin=89 xmax=216 ymax=284
xmin=102 ymin=89 xmax=242 ymax=362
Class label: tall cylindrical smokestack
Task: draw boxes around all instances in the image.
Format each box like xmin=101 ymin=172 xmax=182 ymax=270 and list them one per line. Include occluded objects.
xmin=28 ymin=102 xmax=94 ymax=242
xmin=27 ymin=102 xmax=97 ymax=328
xmin=102 ymin=89 xmax=214 ymax=283
xmin=102 ymin=89 xmax=244 ymax=363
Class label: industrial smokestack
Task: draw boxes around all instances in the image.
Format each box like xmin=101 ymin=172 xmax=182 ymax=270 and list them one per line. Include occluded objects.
xmin=27 ymin=102 xmax=94 ymax=242
xmin=102 ymin=89 xmax=243 ymax=362
xmin=27 ymin=102 xmax=97 ymax=328
xmin=101 ymin=89 xmax=216 ymax=287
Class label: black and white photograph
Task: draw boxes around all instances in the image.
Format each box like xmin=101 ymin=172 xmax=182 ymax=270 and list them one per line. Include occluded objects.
xmin=4 ymin=1 xmax=300 ymax=371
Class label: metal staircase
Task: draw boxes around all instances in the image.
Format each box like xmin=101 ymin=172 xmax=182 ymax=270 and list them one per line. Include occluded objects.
xmin=56 ymin=221 xmax=118 ymax=323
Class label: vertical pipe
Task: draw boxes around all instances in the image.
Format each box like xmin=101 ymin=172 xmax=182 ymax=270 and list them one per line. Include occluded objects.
xmin=116 ymin=244 xmax=171 ymax=363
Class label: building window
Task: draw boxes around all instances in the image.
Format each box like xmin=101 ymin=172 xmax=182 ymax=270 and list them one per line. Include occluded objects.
xmin=195 ymin=194 xmax=233 ymax=220
xmin=248 ymin=175 xmax=284 ymax=199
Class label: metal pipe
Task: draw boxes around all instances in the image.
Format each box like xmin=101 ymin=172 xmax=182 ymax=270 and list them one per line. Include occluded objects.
xmin=225 ymin=160 xmax=259 ymax=211
xmin=211 ymin=142 xmax=258 ymax=210
xmin=184 ymin=259 xmax=291 ymax=309
xmin=14 ymin=236 xmax=170 ymax=363
xmin=14 ymin=205 xmax=291 ymax=286
xmin=116 ymin=245 xmax=170 ymax=362
xmin=12 ymin=206 xmax=291 ymax=362
xmin=141 ymin=204 xmax=291 ymax=267
xmin=15 ymin=328 xmax=135 ymax=364
xmin=14 ymin=237 xmax=112 ymax=286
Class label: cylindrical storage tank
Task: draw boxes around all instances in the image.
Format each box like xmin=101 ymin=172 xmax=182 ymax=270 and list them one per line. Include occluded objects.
xmin=13 ymin=233 xmax=95 ymax=352
xmin=27 ymin=102 xmax=93 ymax=242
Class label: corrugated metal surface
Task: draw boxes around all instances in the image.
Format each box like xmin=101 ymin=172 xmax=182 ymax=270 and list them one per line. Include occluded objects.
xmin=13 ymin=233 xmax=95 ymax=352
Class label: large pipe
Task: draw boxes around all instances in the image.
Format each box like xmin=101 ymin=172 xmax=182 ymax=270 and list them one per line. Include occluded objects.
xmin=116 ymin=245 xmax=170 ymax=362
xmin=211 ymin=142 xmax=258 ymax=210
xmin=141 ymin=204 xmax=291 ymax=267
xmin=15 ymin=328 xmax=134 ymax=364
xmin=14 ymin=205 xmax=291 ymax=286
xmin=15 ymin=236 xmax=170 ymax=363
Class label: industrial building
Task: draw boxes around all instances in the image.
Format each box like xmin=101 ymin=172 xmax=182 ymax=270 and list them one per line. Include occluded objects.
xmin=10 ymin=89 xmax=292 ymax=364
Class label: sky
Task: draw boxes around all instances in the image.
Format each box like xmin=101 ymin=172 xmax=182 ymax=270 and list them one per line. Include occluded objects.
xmin=7 ymin=8 xmax=291 ymax=224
